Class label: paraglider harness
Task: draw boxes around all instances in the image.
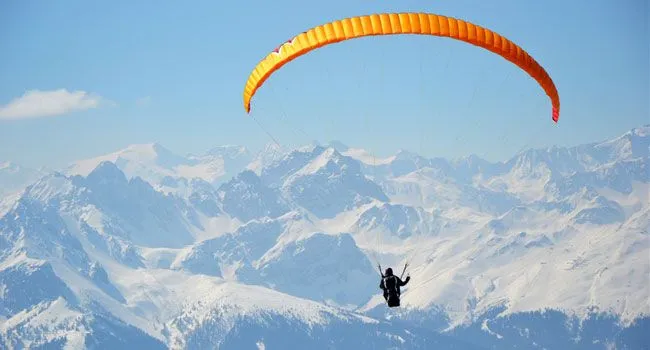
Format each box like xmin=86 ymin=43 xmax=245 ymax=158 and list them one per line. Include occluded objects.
xmin=379 ymin=263 xmax=409 ymax=308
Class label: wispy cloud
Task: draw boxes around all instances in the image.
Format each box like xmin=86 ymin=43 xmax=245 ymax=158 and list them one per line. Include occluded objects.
xmin=0 ymin=89 xmax=105 ymax=120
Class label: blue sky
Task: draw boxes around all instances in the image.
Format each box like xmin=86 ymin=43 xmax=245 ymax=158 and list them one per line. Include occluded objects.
xmin=0 ymin=0 xmax=647 ymax=168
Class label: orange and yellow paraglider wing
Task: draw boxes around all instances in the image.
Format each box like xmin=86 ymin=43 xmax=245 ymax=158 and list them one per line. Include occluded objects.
xmin=243 ymin=13 xmax=560 ymax=122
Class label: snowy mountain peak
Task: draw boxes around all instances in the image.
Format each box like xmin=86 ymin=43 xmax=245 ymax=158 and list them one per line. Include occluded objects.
xmin=340 ymin=147 xmax=395 ymax=166
xmin=279 ymin=146 xmax=389 ymax=219
xmin=259 ymin=144 xmax=328 ymax=187
xmin=326 ymin=140 xmax=349 ymax=153
xmin=116 ymin=142 xmax=186 ymax=168
xmin=595 ymin=124 xmax=650 ymax=161
xmin=394 ymin=149 xmax=420 ymax=160
xmin=631 ymin=124 xmax=649 ymax=137
xmin=86 ymin=161 xmax=129 ymax=185
xmin=0 ymin=161 xmax=45 ymax=197
xmin=246 ymin=142 xmax=289 ymax=175
xmin=202 ymin=144 xmax=249 ymax=159
xmin=455 ymin=153 xmax=489 ymax=167
xmin=293 ymin=147 xmax=344 ymax=176
xmin=67 ymin=141 xmax=254 ymax=189
xmin=218 ymin=169 xmax=289 ymax=222
xmin=124 ymin=142 xmax=164 ymax=154
xmin=67 ymin=142 xmax=185 ymax=177
xmin=260 ymin=141 xmax=286 ymax=155
xmin=295 ymin=141 xmax=324 ymax=154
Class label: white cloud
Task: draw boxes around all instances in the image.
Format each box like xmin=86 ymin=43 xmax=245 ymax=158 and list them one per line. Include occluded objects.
xmin=0 ymin=89 xmax=104 ymax=120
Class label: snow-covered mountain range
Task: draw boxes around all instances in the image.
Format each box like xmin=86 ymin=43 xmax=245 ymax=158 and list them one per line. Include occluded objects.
xmin=0 ymin=162 xmax=46 ymax=196
xmin=0 ymin=125 xmax=648 ymax=349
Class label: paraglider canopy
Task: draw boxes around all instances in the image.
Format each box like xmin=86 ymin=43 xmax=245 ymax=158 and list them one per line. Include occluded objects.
xmin=242 ymin=12 xmax=560 ymax=122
